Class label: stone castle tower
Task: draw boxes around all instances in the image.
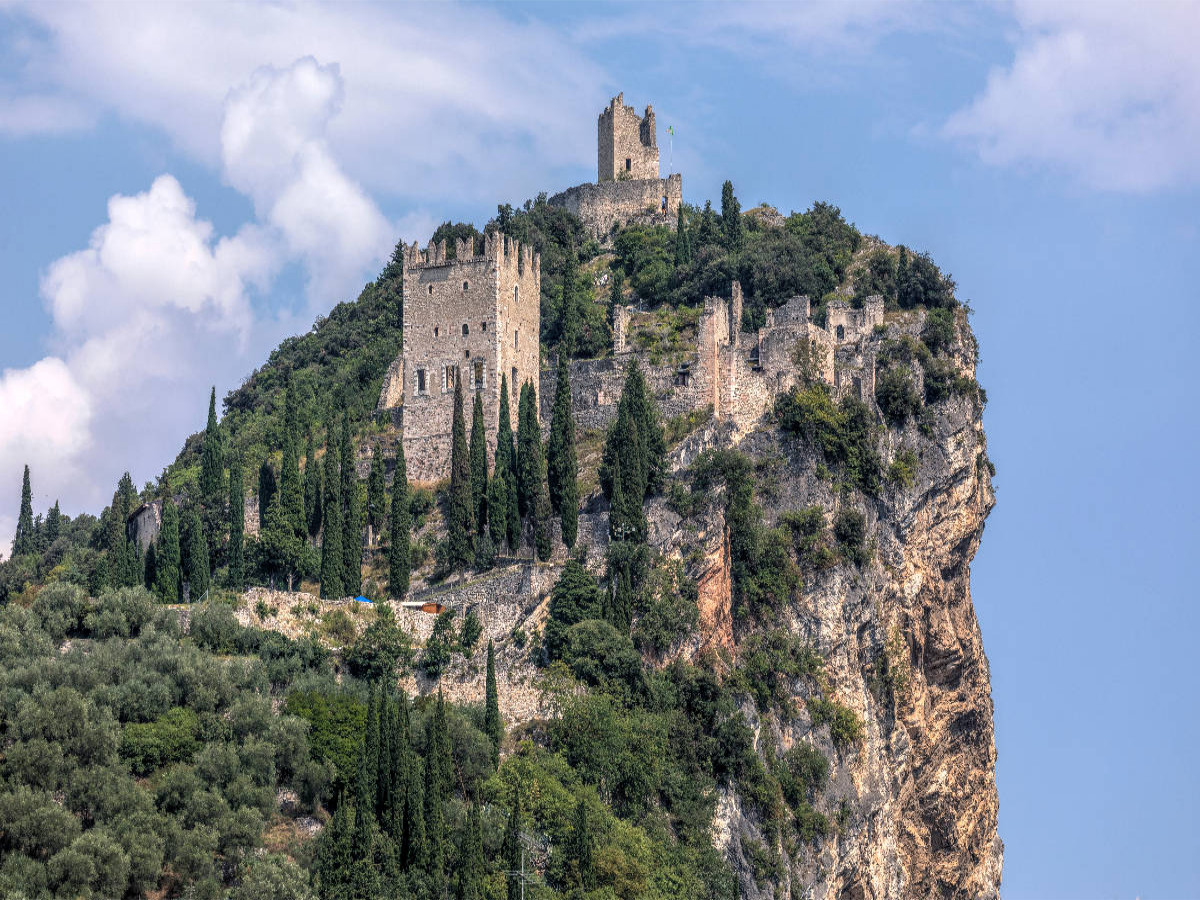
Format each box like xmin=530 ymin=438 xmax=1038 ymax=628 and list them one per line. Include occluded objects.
xmin=598 ymin=92 xmax=659 ymax=182
xmin=550 ymin=93 xmax=681 ymax=240
xmin=377 ymin=233 xmax=540 ymax=483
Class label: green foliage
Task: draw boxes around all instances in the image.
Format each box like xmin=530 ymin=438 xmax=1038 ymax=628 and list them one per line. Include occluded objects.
xmin=728 ymin=630 xmax=824 ymax=714
xmin=491 ymin=373 xmax=519 ymax=553
xmin=897 ymin=246 xmax=956 ymax=310
xmin=344 ymin=606 xmax=414 ymax=680
xmin=153 ymin=498 xmax=181 ymax=603
xmin=484 ymin=641 xmax=503 ymax=765
xmin=228 ymin=453 xmax=245 ymax=589
xmin=544 ymin=559 xmax=603 ymax=661
xmin=807 ymin=697 xmax=865 ymax=747
xmin=420 ymin=610 xmax=459 ymax=679
xmin=319 ymin=445 xmax=345 ymax=599
xmin=339 ymin=417 xmax=363 ymax=596
xmin=469 ymin=391 xmax=489 ymax=536
xmin=200 ymin=389 xmax=226 ymax=507
xmin=448 ymin=378 xmax=475 ymax=570
xmin=922 ymin=307 xmax=956 ymax=353
xmin=721 ymin=180 xmax=743 ymax=250
xmin=888 ymin=450 xmax=918 ymax=488
xmin=855 ymin=247 xmax=898 ymax=304
xmin=833 ymin=507 xmax=869 ymax=567
xmin=120 ymin=706 xmax=200 ymax=775
xmin=366 ymin=443 xmax=386 ymax=537
xmin=875 ymin=365 xmax=922 ymax=426
xmin=547 ymin=361 xmax=579 ymax=549
xmin=774 ymin=384 xmax=882 ymax=494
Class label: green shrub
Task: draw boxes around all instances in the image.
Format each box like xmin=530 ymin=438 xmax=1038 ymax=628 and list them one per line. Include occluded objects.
xmin=833 ymin=508 xmax=869 ymax=567
xmin=419 ymin=609 xmax=458 ymax=678
xmin=808 ymin=697 xmax=864 ymax=747
xmin=888 ymin=450 xmax=918 ymax=488
xmin=922 ymin=307 xmax=956 ymax=353
xmin=875 ymin=366 xmax=922 ymax=426
xmin=346 ymin=606 xmax=414 ymax=679
xmin=459 ymin=609 xmax=482 ymax=655
xmin=774 ymin=386 xmax=881 ymax=493
xmin=120 ymin=707 xmax=200 ymax=775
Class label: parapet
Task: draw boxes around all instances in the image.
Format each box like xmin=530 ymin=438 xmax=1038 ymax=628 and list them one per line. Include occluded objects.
xmin=402 ymin=233 xmax=540 ymax=282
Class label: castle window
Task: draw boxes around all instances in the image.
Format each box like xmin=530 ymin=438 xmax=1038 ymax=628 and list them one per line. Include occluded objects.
xmin=661 ymin=195 xmax=667 ymax=211
xmin=473 ymin=359 xmax=484 ymax=391
xmin=443 ymin=366 xmax=455 ymax=392
xmin=463 ymin=281 xmax=469 ymax=291
xmin=514 ymin=285 xmax=518 ymax=304
xmin=428 ymin=284 xmax=433 ymax=295
xmin=836 ymin=325 xmax=845 ymax=341
xmin=465 ymin=350 xmax=470 ymax=359
xmin=625 ymin=158 xmax=631 ymax=171
xmin=416 ymin=368 xmax=427 ymax=395
xmin=514 ymin=330 xmax=518 ymax=349
xmin=434 ymin=326 xmax=439 ymax=338
xmin=512 ymin=368 xmax=518 ymax=397
xmin=462 ymin=323 xmax=469 ymax=336
xmin=481 ymin=322 xmax=487 ymax=332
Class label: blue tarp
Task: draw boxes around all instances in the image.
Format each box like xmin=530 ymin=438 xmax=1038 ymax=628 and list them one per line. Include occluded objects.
xmin=354 ymin=595 xmax=372 ymax=604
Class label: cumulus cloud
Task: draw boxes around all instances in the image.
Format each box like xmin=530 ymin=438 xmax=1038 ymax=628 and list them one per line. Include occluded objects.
xmin=0 ymin=59 xmax=395 ymax=554
xmin=3 ymin=1 xmax=604 ymax=203
xmin=943 ymin=1 xmax=1200 ymax=192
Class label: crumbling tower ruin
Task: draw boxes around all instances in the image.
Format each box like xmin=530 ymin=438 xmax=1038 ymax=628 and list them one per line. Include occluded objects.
xmin=598 ymin=92 xmax=659 ymax=182
xmin=377 ymin=233 xmax=540 ymax=483
xmin=549 ymin=93 xmax=682 ymax=240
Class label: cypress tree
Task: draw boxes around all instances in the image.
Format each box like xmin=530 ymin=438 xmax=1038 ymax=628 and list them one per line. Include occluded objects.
xmin=316 ymin=794 xmax=355 ymax=897
xmin=484 ymin=640 xmax=502 ymax=766
xmin=45 ymin=500 xmax=61 ymax=545
xmin=340 ymin=416 xmax=362 ymax=594
xmin=515 ymin=382 xmax=542 ymax=522
xmin=401 ymin=757 xmax=426 ymax=872
xmin=605 ymin=400 xmax=648 ymax=542
xmin=354 ymin=685 xmax=379 ymax=849
xmin=494 ymin=374 xmax=519 ymax=551
xmin=572 ymin=797 xmax=596 ymax=891
xmin=143 ymin=542 xmax=157 ymax=591
xmin=608 ymin=267 xmax=624 ymax=330
xmin=367 ymin=443 xmax=386 ymax=546
xmin=280 ymin=378 xmax=305 ymax=538
xmin=457 ymin=803 xmax=484 ymax=900
xmin=304 ymin=433 xmax=322 ymax=540
xmin=503 ymin=787 xmax=522 ymax=900
xmin=423 ymin=744 xmax=445 ymax=883
xmin=258 ymin=460 xmax=277 ymax=532
xmin=534 ymin=476 xmax=552 ymax=562
xmin=181 ymin=506 xmax=209 ymax=600
xmin=320 ymin=447 xmax=345 ymax=599
xmin=626 ymin=359 xmax=666 ymax=494
xmin=546 ymin=361 xmax=578 ymax=548
xmin=430 ymin=691 xmax=453 ymax=801
xmin=448 ymin=376 xmax=474 ymax=569
xmin=721 ymin=179 xmax=743 ymax=250
xmin=388 ymin=442 xmax=411 ymax=598
xmin=675 ymin=203 xmax=691 ymax=266
xmin=228 ymin=453 xmax=245 ymax=589
xmin=375 ymin=684 xmax=392 ymax=821
xmin=469 ymin=392 xmax=488 ymax=535
xmin=698 ymin=199 xmax=719 ymax=246
xmin=487 ymin=466 xmax=509 ymax=553
xmin=199 ymin=387 xmax=225 ymax=505
xmin=154 ymin=498 xmax=181 ymax=603
xmin=13 ymin=465 xmax=33 ymax=556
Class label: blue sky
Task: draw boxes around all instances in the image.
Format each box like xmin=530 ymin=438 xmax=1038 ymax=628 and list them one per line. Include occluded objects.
xmin=1 ymin=2 xmax=1197 ymax=895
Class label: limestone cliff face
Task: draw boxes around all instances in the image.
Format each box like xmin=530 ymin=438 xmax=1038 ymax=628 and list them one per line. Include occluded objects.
xmin=665 ymin=313 xmax=1001 ymax=899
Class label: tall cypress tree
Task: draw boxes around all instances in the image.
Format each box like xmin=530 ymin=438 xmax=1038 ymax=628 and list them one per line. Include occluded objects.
xmin=316 ymin=794 xmax=355 ymax=897
xmin=280 ymin=377 xmax=305 ymax=538
xmin=320 ymin=446 xmax=345 ymax=599
xmin=12 ymin=465 xmax=34 ymax=556
xmin=181 ymin=506 xmax=210 ymax=600
xmin=571 ymin=797 xmax=595 ymax=891
xmin=375 ymin=685 xmax=393 ymax=821
xmin=600 ymin=359 xmax=664 ymax=505
xmin=721 ymin=179 xmax=743 ymax=250
xmin=360 ymin=684 xmax=380 ymax=817
xmin=423 ymin=744 xmax=445 ymax=883
xmin=698 ymin=199 xmax=719 ymax=247
xmin=487 ymin=467 xmax=509 ymax=553
xmin=559 ymin=248 xmax=580 ymax=358
xmin=493 ymin=374 xmax=519 ymax=551
xmin=340 ymin=416 xmax=362 ymax=595
xmin=625 ymin=359 xmax=666 ymax=495
xmin=45 ymin=500 xmax=61 ymax=545
xmin=304 ymin=433 xmax=322 ymax=541
xmin=448 ymin=376 xmax=474 ymax=569
xmin=228 ymin=453 xmax=245 ymax=589
xmin=199 ymin=387 xmax=225 ymax=505
xmin=484 ymin=640 xmax=502 ymax=766
xmin=458 ymin=803 xmax=484 ymax=900
xmin=388 ymin=442 xmax=411 ymax=599
xmin=154 ymin=498 xmax=181 ymax=603
xmin=515 ymin=382 xmax=542 ymax=522
xmin=546 ymin=361 xmax=578 ymax=549
xmin=367 ymin=444 xmax=386 ymax=546
xmin=675 ymin=203 xmax=691 ymax=266
xmin=401 ymin=755 xmax=426 ymax=872
xmin=258 ymin=460 xmax=277 ymax=532
xmin=469 ymin=392 xmax=488 ymax=535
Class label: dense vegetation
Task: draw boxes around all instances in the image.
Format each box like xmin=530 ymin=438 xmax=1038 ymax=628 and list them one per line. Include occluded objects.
xmin=0 ymin=178 xmax=974 ymax=897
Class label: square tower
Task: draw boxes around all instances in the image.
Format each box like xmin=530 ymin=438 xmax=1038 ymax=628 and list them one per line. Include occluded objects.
xmin=598 ymin=92 xmax=659 ymax=182
xmin=391 ymin=233 xmax=540 ymax=483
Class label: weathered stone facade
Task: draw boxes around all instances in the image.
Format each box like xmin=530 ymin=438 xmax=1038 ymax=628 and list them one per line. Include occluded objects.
xmin=378 ymin=233 xmax=541 ymax=483
xmin=549 ymin=93 xmax=682 ymax=240
xmin=598 ymin=92 xmax=658 ymax=182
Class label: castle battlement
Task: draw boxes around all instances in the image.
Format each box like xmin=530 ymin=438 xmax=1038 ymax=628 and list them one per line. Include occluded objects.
xmin=402 ymin=233 xmax=541 ymax=287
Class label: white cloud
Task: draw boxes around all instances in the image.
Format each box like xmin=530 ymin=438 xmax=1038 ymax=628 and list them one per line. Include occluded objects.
xmin=0 ymin=58 xmax=396 ymax=555
xmin=943 ymin=0 xmax=1200 ymax=192
xmin=3 ymin=1 xmax=604 ymax=204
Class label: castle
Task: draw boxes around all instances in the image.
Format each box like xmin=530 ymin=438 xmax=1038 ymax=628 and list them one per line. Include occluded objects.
xmin=379 ymin=92 xmax=885 ymax=483
xmin=377 ymin=232 xmax=541 ymax=483
xmin=549 ymin=93 xmax=682 ymax=240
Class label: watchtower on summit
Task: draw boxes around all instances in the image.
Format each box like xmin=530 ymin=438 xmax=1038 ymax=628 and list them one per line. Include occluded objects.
xmin=598 ymin=93 xmax=659 ymax=182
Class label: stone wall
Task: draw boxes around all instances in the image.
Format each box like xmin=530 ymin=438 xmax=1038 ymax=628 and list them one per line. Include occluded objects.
xmin=380 ymin=232 xmax=540 ymax=484
xmin=540 ymin=351 xmax=696 ymax=436
xmin=548 ymin=174 xmax=682 ymax=241
xmin=598 ymin=93 xmax=658 ymax=182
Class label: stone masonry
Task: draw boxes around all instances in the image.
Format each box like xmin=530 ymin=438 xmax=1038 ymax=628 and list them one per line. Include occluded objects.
xmin=549 ymin=93 xmax=682 ymax=240
xmin=377 ymin=233 xmax=541 ymax=483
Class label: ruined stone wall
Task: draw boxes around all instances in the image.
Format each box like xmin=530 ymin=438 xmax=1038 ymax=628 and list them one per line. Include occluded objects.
xmin=540 ymin=352 xmax=697 ymax=436
xmin=598 ymin=93 xmax=658 ymax=182
xmin=548 ymin=174 xmax=682 ymax=241
xmin=384 ymin=234 xmax=540 ymax=483
xmin=827 ymin=295 xmax=885 ymax=342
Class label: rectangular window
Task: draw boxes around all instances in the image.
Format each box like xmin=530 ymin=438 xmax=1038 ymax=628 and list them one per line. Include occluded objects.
xmin=512 ymin=367 xmax=518 ymax=396
xmin=416 ymin=368 xmax=426 ymax=395
xmin=443 ymin=365 xmax=457 ymax=393
xmin=473 ymin=359 xmax=484 ymax=391
xmin=514 ymin=329 xmax=518 ymax=349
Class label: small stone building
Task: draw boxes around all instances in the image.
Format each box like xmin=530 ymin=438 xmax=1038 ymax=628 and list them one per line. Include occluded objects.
xmin=549 ymin=93 xmax=682 ymax=240
xmin=377 ymin=233 xmax=541 ymax=483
